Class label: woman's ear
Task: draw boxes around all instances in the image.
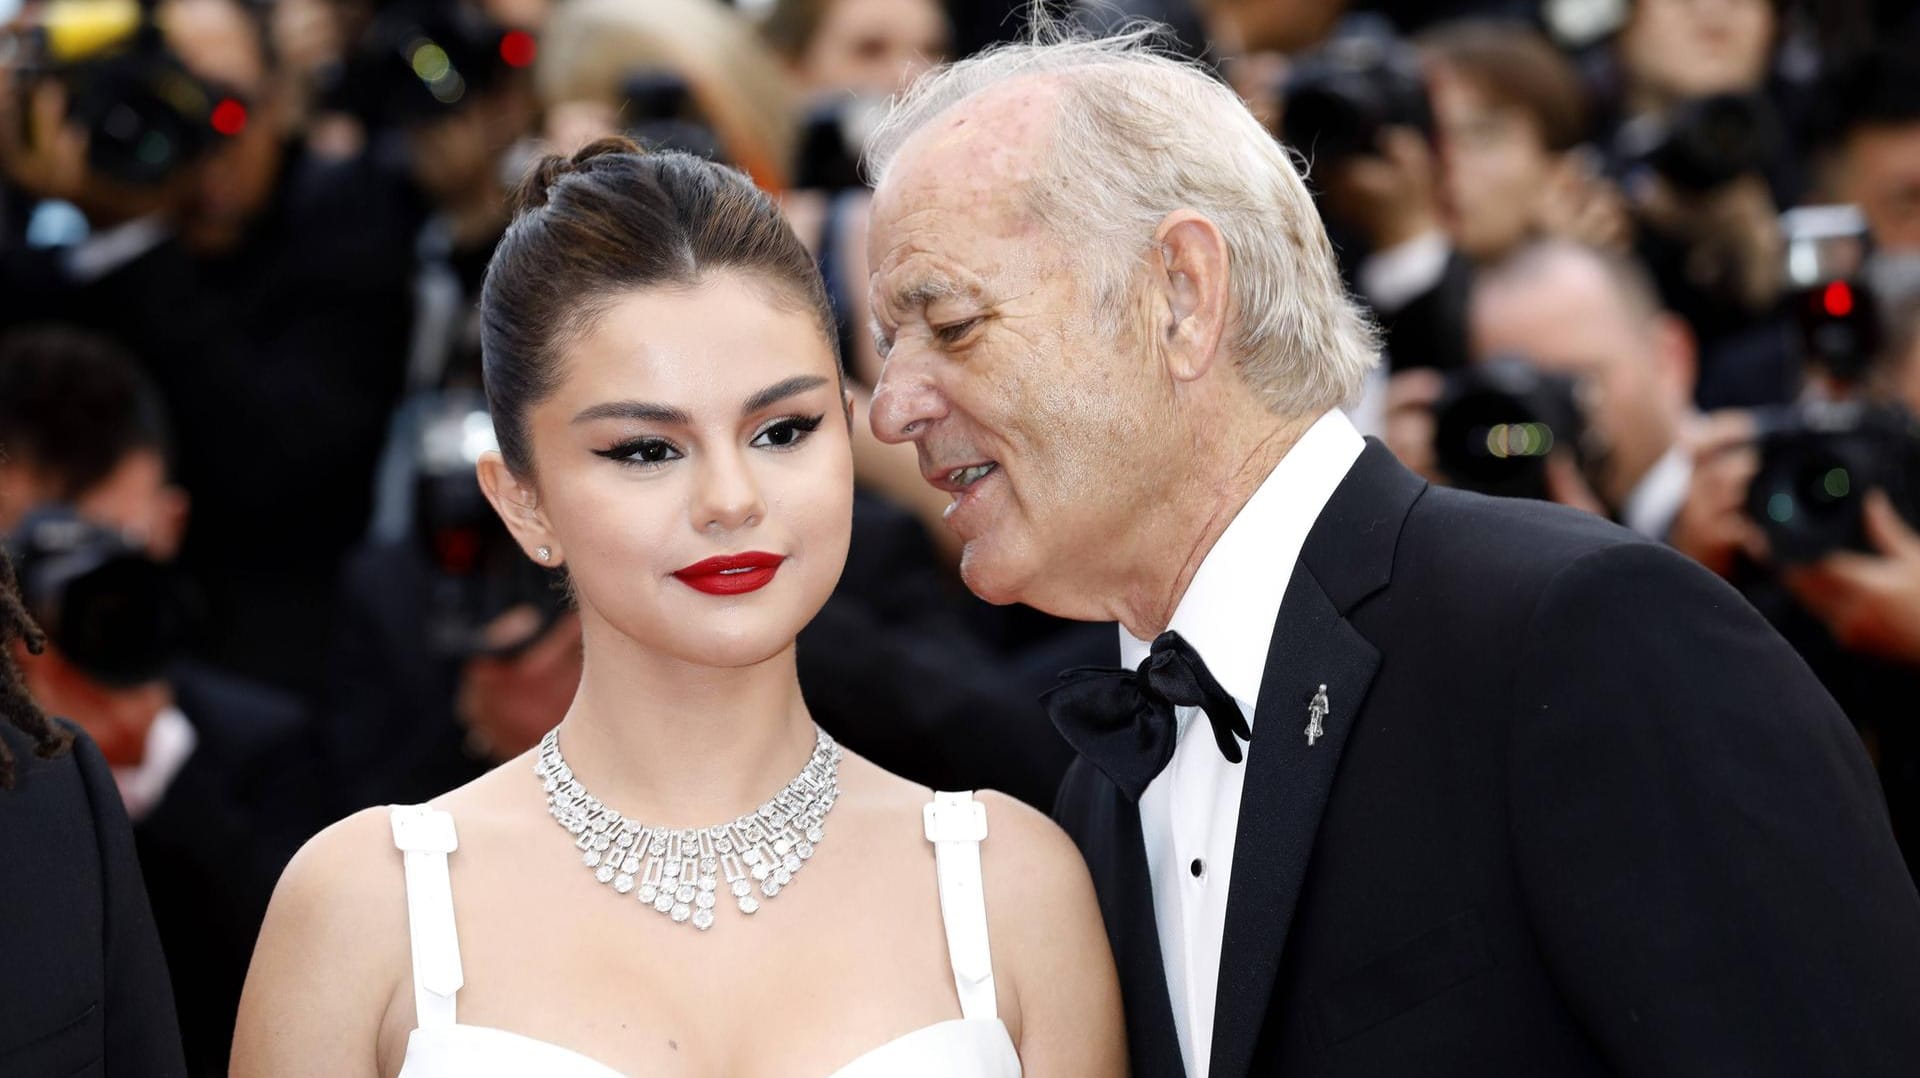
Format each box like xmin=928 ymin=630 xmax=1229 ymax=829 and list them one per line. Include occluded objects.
xmin=476 ymin=451 xmax=561 ymax=565
xmin=843 ymin=387 xmax=857 ymax=429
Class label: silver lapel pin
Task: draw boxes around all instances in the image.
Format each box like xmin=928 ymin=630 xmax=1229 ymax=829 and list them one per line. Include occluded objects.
xmin=1306 ymin=684 xmax=1329 ymax=746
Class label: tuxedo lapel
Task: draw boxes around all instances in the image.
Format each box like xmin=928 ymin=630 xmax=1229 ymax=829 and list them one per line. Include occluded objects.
xmin=1100 ymin=794 xmax=1187 ymax=1078
xmin=1207 ymin=441 xmax=1424 ymax=1078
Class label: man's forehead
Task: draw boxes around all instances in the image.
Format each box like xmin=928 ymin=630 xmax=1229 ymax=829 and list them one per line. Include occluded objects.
xmin=869 ymin=79 xmax=1070 ymax=311
xmin=876 ymin=76 xmax=1067 ymax=219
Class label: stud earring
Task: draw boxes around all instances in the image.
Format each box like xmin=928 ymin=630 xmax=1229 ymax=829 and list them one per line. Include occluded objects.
xmin=536 ymin=546 xmax=551 ymax=562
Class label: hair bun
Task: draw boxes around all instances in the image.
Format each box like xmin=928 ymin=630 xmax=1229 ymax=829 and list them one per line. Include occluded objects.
xmin=511 ymin=135 xmax=649 ymax=216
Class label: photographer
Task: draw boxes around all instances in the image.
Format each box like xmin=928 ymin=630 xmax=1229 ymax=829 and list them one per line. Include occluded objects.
xmin=1780 ymin=294 xmax=1920 ymax=666
xmin=1466 ymin=239 xmax=1701 ymax=539
xmin=0 ymin=326 xmax=324 ymax=1076
xmin=1281 ymin=17 xmax=1472 ymax=373
xmin=328 ymin=0 xmax=539 ymax=394
xmin=1418 ymin=19 xmax=1628 ymax=263
xmin=1282 ymin=18 xmax=1628 ymax=375
xmin=1595 ymin=0 xmax=1806 ymax=407
xmin=0 ymin=0 xmax=421 ymax=697
xmin=1814 ymin=43 xmax=1920 ymax=253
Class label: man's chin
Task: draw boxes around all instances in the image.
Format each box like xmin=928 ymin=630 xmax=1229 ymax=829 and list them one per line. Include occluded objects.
xmin=956 ymin=541 xmax=1029 ymax=608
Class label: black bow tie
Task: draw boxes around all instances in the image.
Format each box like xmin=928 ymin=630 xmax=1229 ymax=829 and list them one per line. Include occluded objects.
xmin=1042 ymin=630 xmax=1252 ymax=802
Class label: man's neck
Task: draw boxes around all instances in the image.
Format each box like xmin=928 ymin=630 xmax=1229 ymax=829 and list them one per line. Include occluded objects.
xmin=1113 ymin=411 xmax=1317 ymax=640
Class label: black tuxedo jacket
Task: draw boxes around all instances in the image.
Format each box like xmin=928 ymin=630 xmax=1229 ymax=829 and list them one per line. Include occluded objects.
xmin=1054 ymin=442 xmax=1920 ymax=1077
xmin=138 ymin=664 xmax=322 ymax=1077
xmin=0 ymin=721 xmax=186 ymax=1076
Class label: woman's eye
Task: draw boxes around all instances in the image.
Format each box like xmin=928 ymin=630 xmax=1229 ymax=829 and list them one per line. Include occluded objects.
xmin=934 ymin=318 xmax=981 ymax=345
xmin=751 ymin=414 xmax=825 ymax=450
xmin=594 ymin=438 xmax=682 ymax=468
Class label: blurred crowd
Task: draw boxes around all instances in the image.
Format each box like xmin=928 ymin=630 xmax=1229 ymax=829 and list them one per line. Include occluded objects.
xmin=2 ymin=0 xmax=1919 ymax=1072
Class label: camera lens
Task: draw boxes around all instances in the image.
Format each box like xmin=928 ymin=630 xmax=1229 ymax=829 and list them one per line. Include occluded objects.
xmin=1433 ymin=359 xmax=1586 ymax=501
xmin=1744 ymin=402 xmax=1918 ymax=562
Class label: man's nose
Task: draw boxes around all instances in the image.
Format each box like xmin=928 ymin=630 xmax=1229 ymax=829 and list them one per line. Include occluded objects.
xmin=869 ymin=352 xmax=948 ymax=444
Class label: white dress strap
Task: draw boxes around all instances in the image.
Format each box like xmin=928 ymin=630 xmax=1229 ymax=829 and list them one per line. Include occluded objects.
xmin=923 ymin=791 xmax=997 ymax=1022
xmin=389 ymin=805 xmax=465 ymax=1030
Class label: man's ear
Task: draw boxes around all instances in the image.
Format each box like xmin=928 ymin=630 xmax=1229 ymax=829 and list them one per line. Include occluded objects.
xmin=1152 ymin=209 xmax=1233 ymax=384
xmin=476 ymin=451 xmax=560 ymax=565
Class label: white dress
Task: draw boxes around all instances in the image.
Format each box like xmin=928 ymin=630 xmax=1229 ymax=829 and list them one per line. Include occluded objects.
xmin=387 ymin=792 xmax=1022 ymax=1077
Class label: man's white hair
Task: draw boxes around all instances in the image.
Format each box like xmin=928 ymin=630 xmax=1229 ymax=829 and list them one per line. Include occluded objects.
xmin=865 ymin=23 xmax=1381 ymax=416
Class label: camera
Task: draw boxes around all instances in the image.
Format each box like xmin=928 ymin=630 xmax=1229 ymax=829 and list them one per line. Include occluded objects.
xmin=1614 ymin=92 xmax=1780 ymax=195
xmin=1781 ymin=205 xmax=1881 ymax=384
xmin=4 ymin=505 xmax=198 ymax=687
xmin=326 ymin=0 xmax=529 ymax=127
xmin=1746 ymin=401 xmax=1920 ymax=563
xmin=3 ymin=0 xmax=240 ymax=186
xmin=1280 ymin=16 xmax=1432 ymax=165
xmin=409 ymin=392 xmax=568 ymax=661
xmin=1432 ymin=358 xmax=1590 ymax=502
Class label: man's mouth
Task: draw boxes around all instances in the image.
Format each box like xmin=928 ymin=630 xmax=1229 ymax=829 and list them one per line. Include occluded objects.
xmin=947 ymin=462 xmax=998 ymax=488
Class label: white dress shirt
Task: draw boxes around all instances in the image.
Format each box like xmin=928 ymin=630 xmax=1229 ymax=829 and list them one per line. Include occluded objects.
xmin=1356 ymin=230 xmax=1451 ymax=314
xmin=112 ymin=706 xmax=197 ymax=823
xmin=1120 ymin=409 xmax=1365 ymax=1077
xmin=1620 ymin=442 xmax=1694 ymax=542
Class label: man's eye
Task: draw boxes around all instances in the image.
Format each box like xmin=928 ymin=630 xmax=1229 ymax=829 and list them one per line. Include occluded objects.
xmin=935 ymin=318 xmax=981 ymax=344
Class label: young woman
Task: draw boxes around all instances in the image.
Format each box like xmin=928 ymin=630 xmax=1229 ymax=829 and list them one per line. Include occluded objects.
xmin=231 ymin=139 xmax=1126 ymax=1077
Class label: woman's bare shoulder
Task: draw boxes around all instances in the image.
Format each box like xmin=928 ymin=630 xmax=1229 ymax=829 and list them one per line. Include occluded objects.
xmin=275 ymin=806 xmax=411 ymax=934
xmin=232 ymin=807 xmax=412 ymax=1076
xmin=974 ymin=790 xmax=1125 ymax=1072
xmin=973 ymin=790 xmax=1095 ymax=915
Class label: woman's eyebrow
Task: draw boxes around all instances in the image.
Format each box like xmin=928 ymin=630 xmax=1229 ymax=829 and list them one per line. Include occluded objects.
xmin=569 ymin=375 xmax=829 ymax=426
xmin=571 ymin=400 xmax=693 ymax=425
xmin=741 ymin=375 xmax=831 ymax=416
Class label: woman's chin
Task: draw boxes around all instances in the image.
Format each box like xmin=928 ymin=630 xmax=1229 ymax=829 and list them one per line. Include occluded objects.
xmin=653 ymin=619 xmax=804 ymax=671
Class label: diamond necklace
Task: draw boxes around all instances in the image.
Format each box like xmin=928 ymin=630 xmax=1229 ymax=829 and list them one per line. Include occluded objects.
xmin=535 ymin=726 xmax=841 ymax=932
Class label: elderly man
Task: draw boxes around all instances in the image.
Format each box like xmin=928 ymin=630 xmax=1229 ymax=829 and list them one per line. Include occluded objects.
xmin=863 ymin=27 xmax=1920 ymax=1078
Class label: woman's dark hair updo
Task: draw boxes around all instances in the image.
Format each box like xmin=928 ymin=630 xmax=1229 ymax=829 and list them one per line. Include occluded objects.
xmin=481 ymin=137 xmax=838 ymax=475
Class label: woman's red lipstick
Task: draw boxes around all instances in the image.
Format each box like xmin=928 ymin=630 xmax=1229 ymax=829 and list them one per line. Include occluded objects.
xmin=672 ymin=552 xmax=786 ymax=595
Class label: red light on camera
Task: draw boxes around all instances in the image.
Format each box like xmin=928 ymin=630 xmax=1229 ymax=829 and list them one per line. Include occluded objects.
xmin=1822 ymin=281 xmax=1854 ymax=318
xmin=500 ymin=30 xmax=537 ymax=68
xmin=211 ymin=98 xmax=248 ymax=137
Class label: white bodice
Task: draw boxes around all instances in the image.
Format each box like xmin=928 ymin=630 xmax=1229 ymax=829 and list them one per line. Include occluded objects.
xmin=387 ymin=793 xmax=1020 ymax=1078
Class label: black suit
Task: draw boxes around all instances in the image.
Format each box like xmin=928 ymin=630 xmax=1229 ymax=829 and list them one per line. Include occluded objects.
xmin=0 ymin=721 xmax=186 ymax=1076
xmin=136 ymin=664 xmax=325 ymax=1077
xmin=1054 ymin=442 xmax=1920 ymax=1077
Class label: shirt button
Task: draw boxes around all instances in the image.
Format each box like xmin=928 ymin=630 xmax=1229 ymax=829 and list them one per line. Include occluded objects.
xmin=1189 ymin=858 xmax=1206 ymax=880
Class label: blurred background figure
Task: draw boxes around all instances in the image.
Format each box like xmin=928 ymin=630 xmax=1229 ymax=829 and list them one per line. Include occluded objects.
xmin=1467 ymin=240 xmax=1699 ymax=537
xmin=1 ymin=0 xmax=421 ymax=699
xmin=0 ymin=327 xmax=322 ymax=1076
xmin=0 ymin=542 xmax=187 ymax=1077
xmin=1420 ymin=20 xmax=1625 ymax=263
xmin=533 ymin=0 xmax=794 ymax=178
xmin=765 ymin=0 xmax=948 ymax=99
xmin=1813 ymin=43 xmax=1920 ymax=253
